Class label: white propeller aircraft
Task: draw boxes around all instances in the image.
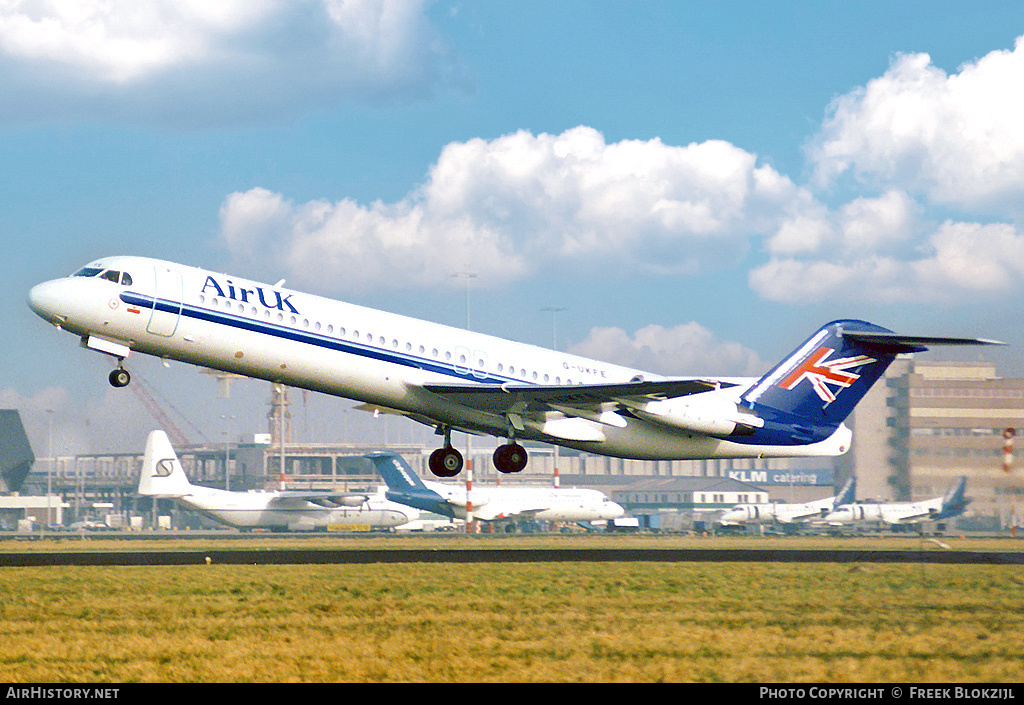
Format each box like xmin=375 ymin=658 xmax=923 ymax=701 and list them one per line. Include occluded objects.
xmin=821 ymin=476 xmax=970 ymax=530
xmin=718 ymin=476 xmax=856 ymax=528
xmin=366 ymin=450 xmax=625 ymax=524
xmin=28 ymin=256 xmax=1001 ymax=478
xmin=138 ymin=430 xmax=417 ymax=531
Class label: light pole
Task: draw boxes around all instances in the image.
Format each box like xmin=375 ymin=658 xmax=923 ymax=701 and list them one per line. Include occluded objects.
xmin=452 ymin=269 xmax=477 ymax=532
xmin=45 ymin=409 xmax=54 ymax=530
xmin=220 ymin=414 xmax=235 ymax=491
xmin=541 ymin=307 xmax=567 ymax=486
xmin=540 ymin=306 xmax=566 ymax=350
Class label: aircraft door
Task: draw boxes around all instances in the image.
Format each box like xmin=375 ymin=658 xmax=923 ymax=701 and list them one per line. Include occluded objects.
xmin=148 ymin=266 xmax=183 ymax=337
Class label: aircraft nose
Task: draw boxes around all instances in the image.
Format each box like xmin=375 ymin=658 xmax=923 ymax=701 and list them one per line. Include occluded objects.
xmin=603 ymin=501 xmax=625 ymax=520
xmin=27 ymin=280 xmax=65 ymax=322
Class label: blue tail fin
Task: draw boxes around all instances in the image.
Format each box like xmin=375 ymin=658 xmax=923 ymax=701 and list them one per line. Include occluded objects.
xmin=366 ymin=451 xmax=428 ymax=492
xmin=741 ymin=320 xmax=1000 ymax=445
xmin=942 ymin=476 xmax=968 ymax=511
xmin=833 ymin=476 xmax=856 ymax=507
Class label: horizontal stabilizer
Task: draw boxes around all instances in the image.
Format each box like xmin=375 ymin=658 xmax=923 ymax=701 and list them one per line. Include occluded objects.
xmin=842 ymin=330 xmax=1005 ymax=353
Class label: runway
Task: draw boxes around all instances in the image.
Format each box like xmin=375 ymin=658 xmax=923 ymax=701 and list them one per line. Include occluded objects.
xmin=2 ymin=546 xmax=1022 ymax=566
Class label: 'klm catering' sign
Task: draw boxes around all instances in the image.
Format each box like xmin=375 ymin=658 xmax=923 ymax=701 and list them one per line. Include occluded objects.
xmin=727 ymin=469 xmax=833 ymax=486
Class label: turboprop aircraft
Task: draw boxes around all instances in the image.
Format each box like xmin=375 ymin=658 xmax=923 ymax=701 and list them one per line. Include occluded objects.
xmin=138 ymin=430 xmax=417 ymax=531
xmin=821 ymin=476 xmax=970 ymax=530
xmin=28 ymin=256 xmax=1002 ymax=477
xmin=366 ymin=450 xmax=625 ymax=524
xmin=718 ymin=476 xmax=856 ymax=529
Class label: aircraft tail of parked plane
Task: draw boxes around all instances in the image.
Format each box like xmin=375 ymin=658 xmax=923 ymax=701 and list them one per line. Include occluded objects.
xmin=138 ymin=429 xmax=194 ymax=498
xmin=935 ymin=476 xmax=970 ymax=520
xmin=28 ymin=257 xmax=1003 ymax=478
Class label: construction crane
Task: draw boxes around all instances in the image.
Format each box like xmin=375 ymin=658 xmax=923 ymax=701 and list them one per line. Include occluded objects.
xmin=129 ymin=378 xmax=192 ymax=449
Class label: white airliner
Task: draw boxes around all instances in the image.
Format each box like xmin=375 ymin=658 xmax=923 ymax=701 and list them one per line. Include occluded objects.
xmin=28 ymin=256 xmax=1001 ymax=477
xmin=366 ymin=450 xmax=624 ymax=524
xmin=718 ymin=476 xmax=856 ymax=528
xmin=821 ymin=477 xmax=970 ymax=529
xmin=138 ymin=430 xmax=417 ymax=531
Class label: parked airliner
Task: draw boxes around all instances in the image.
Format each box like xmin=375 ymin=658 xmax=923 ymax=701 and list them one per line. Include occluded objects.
xmin=718 ymin=477 xmax=856 ymax=529
xmin=821 ymin=476 xmax=970 ymax=530
xmin=366 ymin=450 xmax=624 ymax=524
xmin=28 ymin=256 xmax=1001 ymax=477
xmin=138 ymin=430 xmax=417 ymax=531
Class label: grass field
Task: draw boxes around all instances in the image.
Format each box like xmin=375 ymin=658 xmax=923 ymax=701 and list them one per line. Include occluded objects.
xmin=0 ymin=534 xmax=1021 ymax=682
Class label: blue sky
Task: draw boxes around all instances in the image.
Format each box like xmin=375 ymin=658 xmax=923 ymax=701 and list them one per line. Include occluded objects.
xmin=4 ymin=1 xmax=1024 ymax=456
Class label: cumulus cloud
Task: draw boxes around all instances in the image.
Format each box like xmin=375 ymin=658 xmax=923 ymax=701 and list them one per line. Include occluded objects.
xmin=567 ymin=322 xmax=766 ymax=377
xmin=752 ymin=215 xmax=1024 ymax=304
xmin=752 ymin=33 xmax=1024 ymax=305
xmin=218 ymin=126 xmax=807 ymax=291
xmin=0 ymin=0 xmax=469 ymax=126
xmin=809 ymin=36 xmax=1024 ymax=216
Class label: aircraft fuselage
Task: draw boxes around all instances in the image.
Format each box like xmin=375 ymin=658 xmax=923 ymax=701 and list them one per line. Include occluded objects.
xmin=29 ymin=256 xmax=853 ymax=463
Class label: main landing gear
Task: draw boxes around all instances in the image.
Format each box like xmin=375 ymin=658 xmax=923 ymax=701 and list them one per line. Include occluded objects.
xmin=428 ymin=445 xmax=463 ymax=478
xmin=428 ymin=427 xmax=463 ymax=478
xmin=426 ymin=428 xmax=530 ymax=477
xmin=492 ymin=441 xmax=528 ymax=474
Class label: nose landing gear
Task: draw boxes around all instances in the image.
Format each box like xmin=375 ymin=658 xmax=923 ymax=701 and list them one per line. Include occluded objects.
xmin=108 ymin=363 xmax=131 ymax=388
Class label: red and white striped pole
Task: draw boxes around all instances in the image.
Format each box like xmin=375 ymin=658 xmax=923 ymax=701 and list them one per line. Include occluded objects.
xmin=1003 ymin=428 xmax=1015 ymax=473
xmin=465 ymin=458 xmax=474 ymax=532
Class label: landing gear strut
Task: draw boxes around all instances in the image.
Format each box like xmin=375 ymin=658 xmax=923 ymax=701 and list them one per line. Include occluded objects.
xmin=428 ymin=427 xmax=463 ymax=477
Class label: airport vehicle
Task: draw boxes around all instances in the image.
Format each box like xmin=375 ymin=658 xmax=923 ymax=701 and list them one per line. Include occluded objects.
xmin=28 ymin=256 xmax=1000 ymax=477
xmin=138 ymin=430 xmax=417 ymax=531
xmin=718 ymin=477 xmax=856 ymax=529
xmin=821 ymin=476 xmax=970 ymax=530
xmin=366 ymin=450 xmax=625 ymax=524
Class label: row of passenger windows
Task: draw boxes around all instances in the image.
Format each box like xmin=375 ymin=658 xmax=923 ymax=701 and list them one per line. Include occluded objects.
xmin=198 ymin=294 xmax=578 ymax=385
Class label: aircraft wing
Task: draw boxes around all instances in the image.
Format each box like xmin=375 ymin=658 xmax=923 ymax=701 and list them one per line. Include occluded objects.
xmin=775 ymin=508 xmax=827 ymax=524
xmin=883 ymin=509 xmax=936 ymax=524
xmin=419 ymin=378 xmax=734 ymax=440
xmin=266 ymin=491 xmax=370 ymax=508
xmin=471 ymin=503 xmax=548 ymax=522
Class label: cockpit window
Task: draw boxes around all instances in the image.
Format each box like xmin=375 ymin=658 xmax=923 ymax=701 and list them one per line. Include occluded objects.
xmin=73 ymin=267 xmax=103 ymax=278
xmin=100 ymin=270 xmax=120 ymax=283
xmin=120 ymin=272 xmax=133 ymax=286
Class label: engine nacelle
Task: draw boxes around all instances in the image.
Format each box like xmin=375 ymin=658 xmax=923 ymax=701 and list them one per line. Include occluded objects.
xmin=633 ymin=394 xmax=764 ymax=437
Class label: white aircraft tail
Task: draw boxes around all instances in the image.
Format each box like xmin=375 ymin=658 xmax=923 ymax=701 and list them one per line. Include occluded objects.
xmin=138 ymin=430 xmax=193 ymax=497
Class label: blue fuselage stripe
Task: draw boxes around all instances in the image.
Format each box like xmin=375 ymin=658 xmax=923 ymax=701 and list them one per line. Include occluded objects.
xmin=122 ymin=292 xmax=520 ymax=387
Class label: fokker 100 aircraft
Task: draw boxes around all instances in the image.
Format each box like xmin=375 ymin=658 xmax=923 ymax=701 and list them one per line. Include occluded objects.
xmin=366 ymin=450 xmax=625 ymax=524
xmin=138 ymin=430 xmax=417 ymax=531
xmin=28 ymin=256 xmax=1002 ymax=477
